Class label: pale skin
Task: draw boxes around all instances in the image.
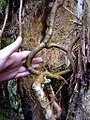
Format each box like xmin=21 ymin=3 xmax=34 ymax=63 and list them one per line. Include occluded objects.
xmin=0 ymin=36 xmax=43 ymax=82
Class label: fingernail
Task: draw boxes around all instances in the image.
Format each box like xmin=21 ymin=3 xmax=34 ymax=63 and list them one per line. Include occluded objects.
xmin=38 ymin=58 xmax=43 ymax=62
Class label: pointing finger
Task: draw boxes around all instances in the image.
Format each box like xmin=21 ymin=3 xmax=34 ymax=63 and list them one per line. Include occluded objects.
xmin=0 ymin=36 xmax=22 ymax=59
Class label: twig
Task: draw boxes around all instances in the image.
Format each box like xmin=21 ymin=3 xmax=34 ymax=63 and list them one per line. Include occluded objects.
xmin=63 ymin=5 xmax=82 ymax=23
xmin=46 ymin=83 xmax=65 ymax=109
xmin=55 ymin=68 xmax=72 ymax=76
xmin=36 ymin=70 xmax=68 ymax=84
xmin=47 ymin=41 xmax=76 ymax=72
xmin=0 ymin=4 xmax=9 ymax=40
xmin=43 ymin=0 xmax=62 ymax=43
xmin=26 ymin=0 xmax=62 ymax=75
xmin=52 ymin=62 xmax=66 ymax=70
xmin=19 ymin=0 xmax=23 ymax=37
xmin=64 ymin=28 xmax=80 ymax=40
xmin=47 ymin=43 xmax=67 ymax=53
xmin=53 ymin=101 xmax=62 ymax=118
xmin=69 ymin=33 xmax=80 ymax=52
xmin=42 ymin=81 xmax=62 ymax=118
xmin=66 ymin=33 xmax=80 ymax=72
xmin=69 ymin=20 xmax=82 ymax=26
xmin=55 ymin=83 xmax=65 ymax=96
xmin=72 ymin=44 xmax=80 ymax=51
xmin=1 ymin=4 xmax=9 ymax=33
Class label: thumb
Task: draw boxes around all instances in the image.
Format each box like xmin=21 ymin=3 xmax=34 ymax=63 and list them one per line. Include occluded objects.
xmin=0 ymin=36 xmax=22 ymax=59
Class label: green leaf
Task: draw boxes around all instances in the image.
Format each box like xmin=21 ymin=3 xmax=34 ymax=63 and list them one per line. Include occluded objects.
xmin=51 ymin=69 xmax=55 ymax=74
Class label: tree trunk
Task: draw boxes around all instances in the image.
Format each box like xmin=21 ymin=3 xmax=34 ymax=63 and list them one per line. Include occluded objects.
xmin=67 ymin=0 xmax=90 ymax=120
xmin=18 ymin=0 xmax=75 ymax=119
xmin=0 ymin=0 xmax=90 ymax=120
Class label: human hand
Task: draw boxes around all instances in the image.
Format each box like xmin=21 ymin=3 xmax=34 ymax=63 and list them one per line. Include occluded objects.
xmin=0 ymin=36 xmax=43 ymax=82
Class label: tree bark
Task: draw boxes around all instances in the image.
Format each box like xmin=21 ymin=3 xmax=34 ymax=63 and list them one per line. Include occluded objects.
xmin=67 ymin=0 xmax=90 ymax=120
xmin=0 ymin=0 xmax=90 ymax=120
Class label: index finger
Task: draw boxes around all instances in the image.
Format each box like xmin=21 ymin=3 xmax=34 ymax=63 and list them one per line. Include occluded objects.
xmin=0 ymin=36 xmax=22 ymax=59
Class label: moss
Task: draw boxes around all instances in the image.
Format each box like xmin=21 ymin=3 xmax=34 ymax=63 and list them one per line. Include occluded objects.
xmin=0 ymin=0 xmax=7 ymax=12
xmin=1 ymin=38 xmax=12 ymax=48
xmin=0 ymin=115 xmax=9 ymax=120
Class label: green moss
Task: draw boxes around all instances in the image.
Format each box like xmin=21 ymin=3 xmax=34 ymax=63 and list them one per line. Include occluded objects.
xmin=0 ymin=0 xmax=7 ymax=11
xmin=50 ymin=69 xmax=56 ymax=74
xmin=2 ymin=38 xmax=12 ymax=48
xmin=0 ymin=114 xmax=9 ymax=120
